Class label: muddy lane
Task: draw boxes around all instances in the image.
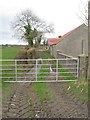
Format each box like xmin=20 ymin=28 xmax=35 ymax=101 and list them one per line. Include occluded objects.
xmin=2 ymin=82 xmax=88 ymax=118
xmin=42 ymin=82 xmax=88 ymax=118
xmin=2 ymin=83 xmax=49 ymax=118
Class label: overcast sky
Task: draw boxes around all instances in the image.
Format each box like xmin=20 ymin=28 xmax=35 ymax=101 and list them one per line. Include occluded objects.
xmin=0 ymin=0 xmax=88 ymax=45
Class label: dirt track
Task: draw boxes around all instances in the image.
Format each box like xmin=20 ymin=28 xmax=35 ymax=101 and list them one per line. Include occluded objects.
xmin=2 ymin=55 xmax=88 ymax=119
xmin=2 ymin=81 xmax=88 ymax=119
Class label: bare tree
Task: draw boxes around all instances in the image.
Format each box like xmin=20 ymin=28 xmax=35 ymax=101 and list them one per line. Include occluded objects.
xmin=78 ymin=2 xmax=88 ymax=26
xmin=11 ymin=9 xmax=54 ymax=46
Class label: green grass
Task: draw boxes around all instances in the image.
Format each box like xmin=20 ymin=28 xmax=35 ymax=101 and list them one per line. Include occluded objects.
xmin=2 ymin=47 xmax=21 ymax=89
xmin=2 ymin=47 xmax=23 ymax=82
xmin=35 ymin=51 xmax=87 ymax=102
xmin=34 ymin=82 xmax=51 ymax=103
xmin=2 ymin=46 xmax=21 ymax=59
xmin=2 ymin=82 xmax=16 ymax=100
xmin=2 ymin=47 xmax=88 ymax=101
xmin=58 ymin=64 xmax=88 ymax=100
xmin=2 ymin=47 xmax=22 ymax=103
xmin=58 ymin=64 xmax=76 ymax=80
xmin=67 ymin=80 xmax=88 ymax=100
xmin=40 ymin=50 xmax=54 ymax=59
xmin=37 ymin=65 xmax=49 ymax=80
xmin=2 ymin=47 xmax=52 ymax=103
xmin=34 ymin=51 xmax=52 ymax=103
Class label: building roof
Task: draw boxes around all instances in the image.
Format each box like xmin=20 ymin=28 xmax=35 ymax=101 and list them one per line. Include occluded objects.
xmin=48 ymin=30 xmax=75 ymax=45
xmin=47 ymin=38 xmax=61 ymax=45
xmin=48 ymin=24 xmax=86 ymax=46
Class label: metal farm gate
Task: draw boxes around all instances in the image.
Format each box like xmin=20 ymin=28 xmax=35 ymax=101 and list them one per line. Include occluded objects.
xmin=1 ymin=58 xmax=79 ymax=83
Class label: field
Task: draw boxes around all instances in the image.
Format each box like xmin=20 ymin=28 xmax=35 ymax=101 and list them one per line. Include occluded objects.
xmin=2 ymin=46 xmax=21 ymax=59
xmin=2 ymin=46 xmax=88 ymax=118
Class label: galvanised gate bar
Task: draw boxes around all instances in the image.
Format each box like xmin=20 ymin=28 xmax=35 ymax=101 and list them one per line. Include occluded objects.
xmin=1 ymin=58 xmax=79 ymax=82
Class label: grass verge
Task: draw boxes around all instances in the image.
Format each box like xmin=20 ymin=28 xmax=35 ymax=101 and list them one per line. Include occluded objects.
xmin=58 ymin=64 xmax=76 ymax=80
xmin=34 ymin=51 xmax=52 ymax=103
xmin=66 ymin=80 xmax=88 ymax=100
xmin=2 ymin=82 xmax=16 ymax=100
xmin=58 ymin=65 xmax=88 ymax=100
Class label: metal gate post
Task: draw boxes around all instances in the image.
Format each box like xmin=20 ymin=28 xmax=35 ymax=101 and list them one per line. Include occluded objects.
xmin=56 ymin=59 xmax=58 ymax=81
xmin=77 ymin=58 xmax=79 ymax=80
xmin=15 ymin=60 xmax=17 ymax=81
xmin=36 ymin=59 xmax=37 ymax=81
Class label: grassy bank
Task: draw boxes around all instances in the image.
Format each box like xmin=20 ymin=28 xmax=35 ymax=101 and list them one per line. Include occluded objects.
xmin=39 ymin=50 xmax=88 ymax=101
xmin=34 ymin=50 xmax=52 ymax=103
xmin=67 ymin=80 xmax=88 ymax=100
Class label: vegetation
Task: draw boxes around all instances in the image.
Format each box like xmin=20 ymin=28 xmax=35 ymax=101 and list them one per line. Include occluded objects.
xmin=11 ymin=9 xmax=54 ymax=46
xmin=2 ymin=47 xmax=20 ymax=92
xmin=2 ymin=47 xmax=88 ymax=101
xmin=2 ymin=46 xmax=21 ymax=59
xmin=34 ymin=82 xmax=51 ymax=103
xmin=2 ymin=80 xmax=12 ymax=101
xmin=2 ymin=47 xmax=21 ymax=82
xmin=42 ymin=51 xmax=88 ymax=100
xmin=34 ymin=51 xmax=52 ymax=103
xmin=67 ymin=80 xmax=88 ymax=100
xmin=58 ymin=64 xmax=76 ymax=80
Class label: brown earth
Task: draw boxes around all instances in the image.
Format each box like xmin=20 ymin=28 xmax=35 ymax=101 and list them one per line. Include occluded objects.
xmin=2 ymin=57 xmax=88 ymax=119
xmin=2 ymin=81 xmax=88 ymax=119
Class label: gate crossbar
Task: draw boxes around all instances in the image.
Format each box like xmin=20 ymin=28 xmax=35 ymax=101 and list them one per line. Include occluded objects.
xmin=1 ymin=58 xmax=79 ymax=83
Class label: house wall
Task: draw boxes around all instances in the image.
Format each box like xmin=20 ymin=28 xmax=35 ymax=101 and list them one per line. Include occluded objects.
xmin=50 ymin=45 xmax=57 ymax=58
xmin=56 ymin=24 xmax=88 ymax=58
